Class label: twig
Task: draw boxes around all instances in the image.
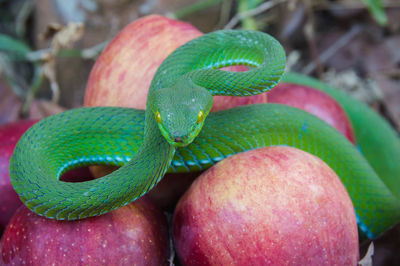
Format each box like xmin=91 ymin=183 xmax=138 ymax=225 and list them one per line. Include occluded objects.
xmin=216 ymin=0 xmax=233 ymax=29
xmin=224 ymin=0 xmax=287 ymax=29
xmin=15 ymin=0 xmax=34 ymax=38
xmin=314 ymin=1 xmax=400 ymax=11
xmin=26 ymin=40 xmax=109 ymax=62
xmin=374 ymin=68 xmax=400 ymax=79
xmin=302 ymin=24 xmax=362 ymax=75
xmin=21 ymin=65 xmax=44 ymax=118
xmin=80 ymin=40 xmax=109 ymax=59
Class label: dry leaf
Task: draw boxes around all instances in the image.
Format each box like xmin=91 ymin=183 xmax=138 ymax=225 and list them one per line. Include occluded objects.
xmin=359 ymin=242 xmax=374 ymax=266
xmin=39 ymin=22 xmax=85 ymax=103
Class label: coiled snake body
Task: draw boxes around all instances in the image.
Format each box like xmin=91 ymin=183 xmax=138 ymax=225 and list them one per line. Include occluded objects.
xmin=10 ymin=30 xmax=400 ymax=239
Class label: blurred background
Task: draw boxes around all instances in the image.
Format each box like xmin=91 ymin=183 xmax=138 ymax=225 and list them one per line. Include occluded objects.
xmin=0 ymin=0 xmax=399 ymax=264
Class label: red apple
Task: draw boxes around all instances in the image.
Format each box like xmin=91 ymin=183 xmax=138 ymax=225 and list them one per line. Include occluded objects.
xmin=173 ymin=147 xmax=359 ymax=265
xmin=84 ymin=14 xmax=203 ymax=109
xmin=268 ymin=83 xmax=356 ymax=144
xmin=0 ymin=120 xmax=37 ymax=232
xmin=1 ymin=197 xmax=170 ymax=265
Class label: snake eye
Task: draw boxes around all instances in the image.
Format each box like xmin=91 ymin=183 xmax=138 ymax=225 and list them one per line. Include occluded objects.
xmin=197 ymin=110 xmax=205 ymax=124
xmin=155 ymin=111 xmax=162 ymax=124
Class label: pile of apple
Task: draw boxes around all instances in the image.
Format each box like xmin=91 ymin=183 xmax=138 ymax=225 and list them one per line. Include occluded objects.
xmin=1 ymin=15 xmax=359 ymax=265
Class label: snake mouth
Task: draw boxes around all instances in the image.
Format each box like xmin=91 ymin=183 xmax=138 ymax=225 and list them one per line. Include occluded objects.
xmin=169 ymin=134 xmax=193 ymax=147
xmin=172 ymin=136 xmax=186 ymax=146
xmin=157 ymin=124 xmax=194 ymax=147
xmin=171 ymin=140 xmax=190 ymax=147
xmin=168 ymin=131 xmax=200 ymax=147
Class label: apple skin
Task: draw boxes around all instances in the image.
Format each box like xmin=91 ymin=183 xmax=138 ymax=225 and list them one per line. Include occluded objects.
xmin=84 ymin=14 xmax=203 ymax=109
xmin=0 ymin=120 xmax=38 ymax=232
xmin=1 ymin=196 xmax=170 ymax=265
xmin=268 ymin=83 xmax=356 ymax=144
xmin=173 ymin=146 xmax=359 ymax=265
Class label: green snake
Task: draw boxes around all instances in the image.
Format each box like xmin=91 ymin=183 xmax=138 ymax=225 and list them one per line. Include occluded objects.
xmin=9 ymin=30 xmax=400 ymax=239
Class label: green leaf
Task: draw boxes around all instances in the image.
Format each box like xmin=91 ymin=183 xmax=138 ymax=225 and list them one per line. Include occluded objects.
xmin=361 ymin=0 xmax=388 ymax=26
xmin=0 ymin=33 xmax=31 ymax=59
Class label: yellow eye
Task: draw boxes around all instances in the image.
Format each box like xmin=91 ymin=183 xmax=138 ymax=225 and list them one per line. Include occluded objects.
xmin=197 ymin=110 xmax=205 ymax=124
xmin=155 ymin=111 xmax=162 ymax=124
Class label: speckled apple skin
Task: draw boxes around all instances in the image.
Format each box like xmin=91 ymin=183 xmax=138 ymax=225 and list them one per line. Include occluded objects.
xmin=0 ymin=120 xmax=37 ymax=231
xmin=84 ymin=15 xmax=202 ymax=109
xmin=268 ymin=83 xmax=356 ymax=144
xmin=1 ymin=197 xmax=169 ymax=266
xmin=173 ymin=147 xmax=359 ymax=266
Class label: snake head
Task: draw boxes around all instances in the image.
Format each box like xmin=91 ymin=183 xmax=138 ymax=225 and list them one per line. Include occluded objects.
xmin=149 ymin=84 xmax=213 ymax=147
